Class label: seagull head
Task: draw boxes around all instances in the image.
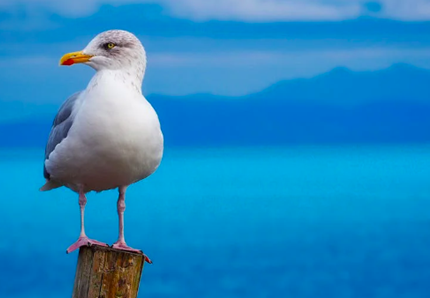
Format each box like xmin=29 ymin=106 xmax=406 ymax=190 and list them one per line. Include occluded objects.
xmin=59 ymin=30 xmax=146 ymax=73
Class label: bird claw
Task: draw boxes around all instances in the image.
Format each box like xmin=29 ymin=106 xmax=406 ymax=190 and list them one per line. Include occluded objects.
xmin=66 ymin=236 xmax=109 ymax=254
xmin=143 ymin=254 xmax=153 ymax=264
xmin=112 ymin=241 xmax=152 ymax=264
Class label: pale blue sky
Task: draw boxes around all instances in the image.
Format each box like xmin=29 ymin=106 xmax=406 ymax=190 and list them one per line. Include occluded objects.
xmin=0 ymin=0 xmax=429 ymax=101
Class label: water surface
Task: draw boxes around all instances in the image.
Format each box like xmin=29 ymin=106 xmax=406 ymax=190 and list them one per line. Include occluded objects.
xmin=1 ymin=146 xmax=430 ymax=297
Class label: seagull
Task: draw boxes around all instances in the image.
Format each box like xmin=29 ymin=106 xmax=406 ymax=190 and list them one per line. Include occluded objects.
xmin=41 ymin=30 xmax=163 ymax=262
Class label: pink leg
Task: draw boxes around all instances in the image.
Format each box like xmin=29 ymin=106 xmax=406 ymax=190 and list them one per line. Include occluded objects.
xmin=66 ymin=191 xmax=108 ymax=254
xmin=112 ymin=186 xmax=152 ymax=264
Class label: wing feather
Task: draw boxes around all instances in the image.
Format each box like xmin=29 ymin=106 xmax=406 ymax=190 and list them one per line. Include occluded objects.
xmin=43 ymin=91 xmax=83 ymax=180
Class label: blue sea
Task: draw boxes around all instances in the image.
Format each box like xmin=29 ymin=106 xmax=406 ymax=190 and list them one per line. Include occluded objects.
xmin=1 ymin=146 xmax=430 ymax=298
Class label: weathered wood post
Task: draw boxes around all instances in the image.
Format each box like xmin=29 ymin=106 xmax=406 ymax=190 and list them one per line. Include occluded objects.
xmin=72 ymin=245 xmax=147 ymax=298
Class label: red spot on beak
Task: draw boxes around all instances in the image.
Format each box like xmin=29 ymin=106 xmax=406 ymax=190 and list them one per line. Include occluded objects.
xmin=62 ymin=59 xmax=75 ymax=66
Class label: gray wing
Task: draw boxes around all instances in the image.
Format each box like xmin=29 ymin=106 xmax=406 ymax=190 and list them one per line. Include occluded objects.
xmin=43 ymin=91 xmax=82 ymax=180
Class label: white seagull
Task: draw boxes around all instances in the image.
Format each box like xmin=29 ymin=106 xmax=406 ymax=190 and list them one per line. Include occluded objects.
xmin=41 ymin=30 xmax=163 ymax=262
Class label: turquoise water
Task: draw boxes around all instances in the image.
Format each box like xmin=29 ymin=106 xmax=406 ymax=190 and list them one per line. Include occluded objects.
xmin=1 ymin=146 xmax=430 ymax=297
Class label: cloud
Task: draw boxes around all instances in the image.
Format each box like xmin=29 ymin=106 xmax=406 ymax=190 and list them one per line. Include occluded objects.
xmin=1 ymin=0 xmax=430 ymax=21
xmin=165 ymin=0 xmax=360 ymax=21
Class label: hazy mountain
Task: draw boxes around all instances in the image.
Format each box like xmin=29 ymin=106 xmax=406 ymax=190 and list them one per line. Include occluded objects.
xmin=1 ymin=63 xmax=430 ymax=148
xmin=249 ymin=63 xmax=430 ymax=104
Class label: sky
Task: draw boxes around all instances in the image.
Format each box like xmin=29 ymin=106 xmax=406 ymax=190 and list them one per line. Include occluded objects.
xmin=0 ymin=0 xmax=430 ymax=109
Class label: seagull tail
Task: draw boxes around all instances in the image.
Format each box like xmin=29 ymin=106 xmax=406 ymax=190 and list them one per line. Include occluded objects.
xmin=40 ymin=180 xmax=62 ymax=191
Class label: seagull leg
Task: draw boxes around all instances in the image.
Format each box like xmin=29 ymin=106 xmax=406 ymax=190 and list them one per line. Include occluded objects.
xmin=66 ymin=190 xmax=108 ymax=254
xmin=112 ymin=186 xmax=152 ymax=264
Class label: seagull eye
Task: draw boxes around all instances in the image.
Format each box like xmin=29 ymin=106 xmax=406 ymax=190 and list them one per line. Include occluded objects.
xmin=105 ymin=42 xmax=116 ymax=50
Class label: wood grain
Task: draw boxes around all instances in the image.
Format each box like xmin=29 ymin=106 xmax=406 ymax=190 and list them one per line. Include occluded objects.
xmin=72 ymin=245 xmax=145 ymax=298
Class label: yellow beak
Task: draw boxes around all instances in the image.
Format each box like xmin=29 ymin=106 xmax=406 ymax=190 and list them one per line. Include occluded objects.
xmin=59 ymin=51 xmax=93 ymax=66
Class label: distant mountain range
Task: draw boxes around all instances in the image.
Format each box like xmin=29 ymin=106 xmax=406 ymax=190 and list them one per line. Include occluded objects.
xmin=1 ymin=63 xmax=430 ymax=148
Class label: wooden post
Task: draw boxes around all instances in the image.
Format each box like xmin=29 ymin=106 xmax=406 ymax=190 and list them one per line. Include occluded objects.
xmin=72 ymin=245 xmax=146 ymax=298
